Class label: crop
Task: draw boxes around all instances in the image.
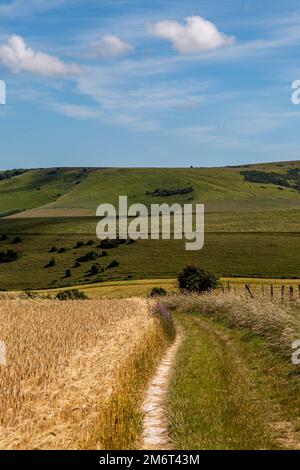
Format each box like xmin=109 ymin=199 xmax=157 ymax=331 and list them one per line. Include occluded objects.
xmin=0 ymin=297 xmax=173 ymax=449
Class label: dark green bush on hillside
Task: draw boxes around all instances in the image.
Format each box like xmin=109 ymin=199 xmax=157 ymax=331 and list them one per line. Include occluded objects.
xmin=178 ymin=266 xmax=218 ymax=293
xmin=12 ymin=236 xmax=22 ymax=244
xmin=0 ymin=169 xmax=28 ymax=181
xmin=106 ymin=260 xmax=120 ymax=269
xmin=45 ymin=258 xmax=56 ymax=268
xmin=77 ymin=251 xmax=98 ymax=263
xmin=74 ymin=241 xmax=84 ymax=248
xmin=0 ymin=249 xmax=20 ymax=263
xmin=55 ymin=289 xmax=88 ymax=301
xmin=146 ymin=187 xmax=194 ymax=197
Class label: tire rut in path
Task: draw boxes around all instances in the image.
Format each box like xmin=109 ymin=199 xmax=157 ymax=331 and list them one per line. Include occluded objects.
xmin=141 ymin=331 xmax=182 ymax=450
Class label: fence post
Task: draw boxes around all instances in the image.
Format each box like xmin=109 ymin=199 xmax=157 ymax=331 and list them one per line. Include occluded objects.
xmin=290 ymin=286 xmax=295 ymax=303
xmin=281 ymin=285 xmax=285 ymax=303
xmin=227 ymin=281 xmax=231 ymax=293
xmin=271 ymin=284 xmax=274 ymax=301
xmin=245 ymin=284 xmax=254 ymax=299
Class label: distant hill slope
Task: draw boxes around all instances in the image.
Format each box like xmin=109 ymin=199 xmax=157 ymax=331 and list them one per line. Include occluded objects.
xmin=1 ymin=161 xmax=300 ymax=217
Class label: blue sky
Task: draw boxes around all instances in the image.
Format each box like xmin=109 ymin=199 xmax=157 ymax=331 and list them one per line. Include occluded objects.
xmin=1 ymin=0 xmax=300 ymax=169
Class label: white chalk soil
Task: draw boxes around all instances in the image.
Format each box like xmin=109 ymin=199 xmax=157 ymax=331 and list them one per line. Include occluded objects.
xmin=141 ymin=331 xmax=182 ymax=450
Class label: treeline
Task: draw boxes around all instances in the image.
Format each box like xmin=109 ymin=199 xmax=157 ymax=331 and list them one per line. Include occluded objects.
xmin=241 ymin=169 xmax=300 ymax=192
xmin=0 ymin=169 xmax=29 ymax=182
xmin=146 ymin=187 xmax=194 ymax=197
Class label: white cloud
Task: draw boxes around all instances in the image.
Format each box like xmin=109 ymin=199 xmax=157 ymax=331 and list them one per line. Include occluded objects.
xmin=91 ymin=35 xmax=134 ymax=58
xmin=51 ymin=103 xmax=101 ymax=119
xmin=0 ymin=35 xmax=81 ymax=77
xmin=150 ymin=16 xmax=235 ymax=54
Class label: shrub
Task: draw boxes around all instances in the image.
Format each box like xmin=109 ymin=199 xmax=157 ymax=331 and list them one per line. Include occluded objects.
xmin=74 ymin=241 xmax=84 ymax=249
xmin=45 ymin=258 xmax=56 ymax=268
xmin=55 ymin=289 xmax=88 ymax=300
xmin=49 ymin=246 xmax=57 ymax=253
xmin=0 ymin=234 xmax=7 ymax=241
xmin=100 ymin=239 xmax=120 ymax=249
xmin=106 ymin=260 xmax=119 ymax=269
xmin=12 ymin=236 xmax=22 ymax=244
xmin=0 ymin=249 xmax=20 ymax=263
xmin=23 ymin=289 xmax=39 ymax=299
xmin=86 ymin=240 xmax=94 ymax=246
xmin=77 ymin=251 xmax=98 ymax=263
xmin=178 ymin=266 xmax=218 ymax=293
xmin=65 ymin=269 xmax=72 ymax=278
xmin=146 ymin=187 xmax=194 ymax=197
xmin=149 ymin=287 xmax=167 ymax=297
xmin=58 ymin=248 xmax=67 ymax=254
xmin=89 ymin=264 xmax=99 ymax=276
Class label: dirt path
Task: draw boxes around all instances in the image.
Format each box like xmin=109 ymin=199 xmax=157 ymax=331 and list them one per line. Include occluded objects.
xmin=141 ymin=331 xmax=182 ymax=450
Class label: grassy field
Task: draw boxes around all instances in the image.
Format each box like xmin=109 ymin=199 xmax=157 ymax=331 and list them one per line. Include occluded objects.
xmin=0 ymin=297 xmax=174 ymax=450
xmin=166 ymin=294 xmax=300 ymax=449
xmin=0 ymin=212 xmax=300 ymax=290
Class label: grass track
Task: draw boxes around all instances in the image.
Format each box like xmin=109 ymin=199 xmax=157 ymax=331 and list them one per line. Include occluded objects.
xmin=168 ymin=313 xmax=300 ymax=450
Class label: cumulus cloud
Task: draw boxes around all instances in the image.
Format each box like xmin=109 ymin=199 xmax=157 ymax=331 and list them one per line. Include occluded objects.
xmin=0 ymin=35 xmax=81 ymax=77
xmin=150 ymin=16 xmax=235 ymax=54
xmin=91 ymin=35 xmax=134 ymax=58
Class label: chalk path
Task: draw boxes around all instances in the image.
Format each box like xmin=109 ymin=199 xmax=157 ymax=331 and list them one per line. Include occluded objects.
xmin=141 ymin=331 xmax=182 ymax=450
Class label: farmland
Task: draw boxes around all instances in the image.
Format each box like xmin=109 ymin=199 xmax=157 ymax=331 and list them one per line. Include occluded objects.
xmin=0 ymin=211 xmax=300 ymax=291
xmin=0 ymin=297 xmax=174 ymax=449
xmin=0 ymin=161 xmax=299 ymax=291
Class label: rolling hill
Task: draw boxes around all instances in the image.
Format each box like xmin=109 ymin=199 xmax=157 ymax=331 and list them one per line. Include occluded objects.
xmin=1 ymin=161 xmax=300 ymax=218
xmin=0 ymin=160 xmax=300 ymax=290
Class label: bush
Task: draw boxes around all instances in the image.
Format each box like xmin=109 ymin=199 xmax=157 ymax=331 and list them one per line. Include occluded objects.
xmin=86 ymin=240 xmax=94 ymax=246
xmin=178 ymin=266 xmax=218 ymax=293
xmin=45 ymin=258 xmax=56 ymax=268
xmin=75 ymin=241 xmax=84 ymax=249
xmin=77 ymin=251 xmax=98 ymax=263
xmin=0 ymin=234 xmax=7 ymax=241
xmin=49 ymin=246 xmax=57 ymax=253
xmin=55 ymin=289 xmax=88 ymax=301
xmin=58 ymin=247 xmax=67 ymax=254
xmin=106 ymin=260 xmax=120 ymax=269
xmin=23 ymin=289 xmax=39 ymax=299
xmin=89 ymin=264 xmax=100 ymax=276
xmin=149 ymin=287 xmax=167 ymax=297
xmin=65 ymin=269 xmax=72 ymax=278
xmin=0 ymin=249 xmax=20 ymax=263
xmin=12 ymin=236 xmax=22 ymax=244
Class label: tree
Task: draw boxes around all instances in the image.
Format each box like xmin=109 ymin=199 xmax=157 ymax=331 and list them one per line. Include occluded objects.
xmin=178 ymin=266 xmax=218 ymax=293
xmin=45 ymin=258 xmax=55 ymax=268
xmin=65 ymin=269 xmax=72 ymax=278
xmin=149 ymin=287 xmax=167 ymax=297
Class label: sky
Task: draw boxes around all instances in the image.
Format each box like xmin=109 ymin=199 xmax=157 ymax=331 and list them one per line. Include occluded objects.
xmin=1 ymin=0 xmax=300 ymax=169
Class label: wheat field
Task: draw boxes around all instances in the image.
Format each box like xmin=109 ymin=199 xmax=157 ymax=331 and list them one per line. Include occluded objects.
xmin=0 ymin=298 xmax=170 ymax=450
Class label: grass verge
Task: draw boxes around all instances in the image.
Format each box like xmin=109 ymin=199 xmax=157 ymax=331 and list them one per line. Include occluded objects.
xmin=168 ymin=307 xmax=300 ymax=449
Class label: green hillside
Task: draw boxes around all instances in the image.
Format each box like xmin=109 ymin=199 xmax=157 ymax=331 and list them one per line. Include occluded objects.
xmin=0 ymin=161 xmax=300 ymax=290
xmin=1 ymin=161 xmax=300 ymax=218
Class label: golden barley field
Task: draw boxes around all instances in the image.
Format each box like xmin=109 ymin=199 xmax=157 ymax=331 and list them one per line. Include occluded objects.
xmin=0 ymin=298 xmax=171 ymax=450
